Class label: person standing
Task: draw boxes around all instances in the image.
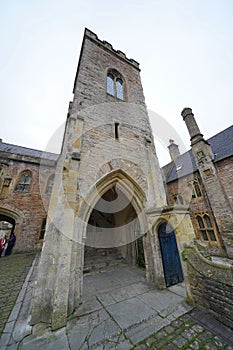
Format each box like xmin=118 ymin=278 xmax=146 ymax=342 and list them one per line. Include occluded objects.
xmin=0 ymin=235 xmax=7 ymax=257
xmin=5 ymin=233 xmax=16 ymax=256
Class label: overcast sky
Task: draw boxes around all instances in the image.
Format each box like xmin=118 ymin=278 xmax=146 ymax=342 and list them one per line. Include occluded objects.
xmin=1 ymin=1 xmax=232 ymax=166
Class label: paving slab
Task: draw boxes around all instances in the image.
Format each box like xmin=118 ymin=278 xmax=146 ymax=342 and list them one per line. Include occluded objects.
xmin=19 ymin=327 xmax=69 ymax=350
xmin=108 ymin=284 xmax=140 ymax=303
xmin=105 ymin=296 xmax=157 ymax=330
xmin=131 ymin=281 xmax=154 ymax=294
xmin=138 ymin=288 xmax=183 ymax=313
xmin=96 ymin=292 xmax=116 ymax=307
xmin=74 ymin=297 xmax=103 ymax=317
xmin=125 ymin=314 xmax=170 ymax=344
xmin=67 ymin=308 xmax=121 ymax=350
xmin=167 ymin=282 xmax=187 ymax=298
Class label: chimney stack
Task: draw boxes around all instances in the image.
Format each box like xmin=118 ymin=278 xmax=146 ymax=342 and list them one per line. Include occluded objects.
xmin=181 ymin=107 xmax=203 ymax=145
xmin=168 ymin=139 xmax=180 ymax=161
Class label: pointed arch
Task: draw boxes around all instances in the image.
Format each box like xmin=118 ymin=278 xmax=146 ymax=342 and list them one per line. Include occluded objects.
xmin=0 ymin=207 xmax=23 ymax=243
xmin=106 ymin=68 xmax=126 ymax=100
xmin=71 ymin=169 xmax=149 ymax=306
xmin=0 ymin=207 xmax=22 ymax=225
xmin=77 ymin=169 xmax=147 ymax=238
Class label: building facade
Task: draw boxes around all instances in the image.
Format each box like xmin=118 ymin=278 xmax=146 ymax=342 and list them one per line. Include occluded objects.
xmin=164 ymin=121 xmax=233 ymax=258
xmin=0 ymin=28 xmax=232 ymax=330
xmin=0 ymin=142 xmax=57 ymax=250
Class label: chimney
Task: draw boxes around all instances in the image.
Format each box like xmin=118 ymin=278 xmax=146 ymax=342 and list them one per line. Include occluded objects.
xmin=181 ymin=107 xmax=203 ymax=145
xmin=168 ymin=139 xmax=180 ymax=161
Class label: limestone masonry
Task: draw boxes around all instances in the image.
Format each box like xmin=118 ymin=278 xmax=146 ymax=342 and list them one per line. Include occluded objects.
xmin=0 ymin=28 xmax=232 ymax=330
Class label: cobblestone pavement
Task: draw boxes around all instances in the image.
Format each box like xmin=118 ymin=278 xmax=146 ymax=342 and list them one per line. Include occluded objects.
xmin=133 ymin=309 xmax=233 ymax=350
xmin=0 ymin=253 xmax=35 ymax=336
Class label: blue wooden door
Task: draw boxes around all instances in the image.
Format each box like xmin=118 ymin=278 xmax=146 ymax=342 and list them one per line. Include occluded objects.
xmin=158 ymin=222 xmax=184 ymax=287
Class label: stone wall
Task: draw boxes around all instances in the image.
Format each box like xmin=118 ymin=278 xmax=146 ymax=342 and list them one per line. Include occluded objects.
xmin=215 ymin=156 xmax=233 ymax=210
xmin=186 ymin=244 xmax=233 ymax=329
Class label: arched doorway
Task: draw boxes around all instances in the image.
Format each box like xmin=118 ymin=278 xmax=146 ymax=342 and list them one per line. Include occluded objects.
xmin=158 ymin=221 xmax=184 ymax=287
xmin=0 ymin=214 xmax=15 ymax=240
xmin=84 ymin=184 xmax=145 ymax=272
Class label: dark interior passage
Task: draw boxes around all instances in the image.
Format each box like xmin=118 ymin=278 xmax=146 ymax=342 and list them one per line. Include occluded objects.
xmin=84 ymin=185 xmax=145 ymax=273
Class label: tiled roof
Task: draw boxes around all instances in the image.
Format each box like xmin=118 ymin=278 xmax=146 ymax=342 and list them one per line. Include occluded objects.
xmin=208 ymin=125 xmax=233 ymax=161
xmin=0 ymin=142 xmax=59 ymax=161
xmin=163 ymin=125 xmax=233 ymax=183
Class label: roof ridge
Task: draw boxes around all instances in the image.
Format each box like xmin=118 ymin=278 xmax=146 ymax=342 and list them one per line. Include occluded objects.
xmin=0 ymin=142 xmax=59 ymax=156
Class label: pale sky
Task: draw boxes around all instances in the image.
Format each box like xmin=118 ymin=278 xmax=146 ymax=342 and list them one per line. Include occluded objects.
xmin=1 ymin=1 xmax=233 ymax=166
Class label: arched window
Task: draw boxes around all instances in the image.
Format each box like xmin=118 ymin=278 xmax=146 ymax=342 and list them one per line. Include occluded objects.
xmin=46 ymin=174 xmax=54 ymax=194
xmin=106 ymin=69 xmax=125 ymax=100
xmin=196 ymin=214 xmax=217 ymax=242
xmin=15 ymin=171 xmax=31 ymax=193
xmin=116 ymin=78 xmax=123 ymax=99
xmin=194 ymin=180 xmax=202 ymax=197
xmin=107 ymin=74 xmax=114 ymax=96
xmin=203 ymin=214 xmax=216 ymax=241
xmin=190 ymin=180 xmax=202 ymax=199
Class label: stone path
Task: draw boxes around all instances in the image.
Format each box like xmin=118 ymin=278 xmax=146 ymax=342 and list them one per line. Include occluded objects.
xmin=1 ymin=253 xmax=233 ymax=349
xmin=0 ymin=254 xmax=35 ymax=335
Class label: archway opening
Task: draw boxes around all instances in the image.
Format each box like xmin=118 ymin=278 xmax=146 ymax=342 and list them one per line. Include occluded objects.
xmin=84 ymin=184 xmax=145 ymax=273
xmin=0 ymin=214 xmax=16 ymax=256
xmin=158 ymin=221 xmax=184 ymax=287
xmin=0 ymin=214 xmax=15 ymax=240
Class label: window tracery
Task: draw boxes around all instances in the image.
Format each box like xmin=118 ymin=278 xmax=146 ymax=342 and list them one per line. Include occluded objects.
xmin=196 ymin=213 xmax=217 ymax=242
xmin=189 ymin=179 xmax=202 ymax=199
xmin=15 ymin=171 xmax=31 ymax=193
xmin=107 ymin=69 xmax=125 ymax=100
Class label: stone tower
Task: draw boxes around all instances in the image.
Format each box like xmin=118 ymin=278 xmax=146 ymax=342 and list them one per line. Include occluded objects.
xmin=182 ymin=107 xmax=233 ymax=258
xmin=31 ymin=29 xmax=194 ymax=330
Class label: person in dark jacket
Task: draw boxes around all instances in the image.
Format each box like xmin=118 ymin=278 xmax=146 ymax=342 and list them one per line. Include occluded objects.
xmin=5 ymin=233 xmax=16 ymax=256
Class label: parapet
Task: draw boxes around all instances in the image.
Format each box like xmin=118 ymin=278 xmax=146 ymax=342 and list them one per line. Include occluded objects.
xmin=84 ymin=28 xmax=140 ymax=70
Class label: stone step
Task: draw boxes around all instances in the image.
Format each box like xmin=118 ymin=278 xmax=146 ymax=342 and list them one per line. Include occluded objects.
xmin=84 ymin=247 xmax=120 ymax=258
xmin=84 ymin=254 xmax=126 ymax=273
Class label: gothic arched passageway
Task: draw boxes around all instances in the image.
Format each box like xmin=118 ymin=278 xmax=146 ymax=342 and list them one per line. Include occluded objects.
xmin=84 ymin=185 xmax=145 ymax=273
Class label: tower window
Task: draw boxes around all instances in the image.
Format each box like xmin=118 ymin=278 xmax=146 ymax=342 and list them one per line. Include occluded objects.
xmin=116 ymin=78 xmax=123 ymax=99
xmin=107 ymin=74 xmax=114 ymax=96
xmin=106 ymin=69 xmax=125 ymax=100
